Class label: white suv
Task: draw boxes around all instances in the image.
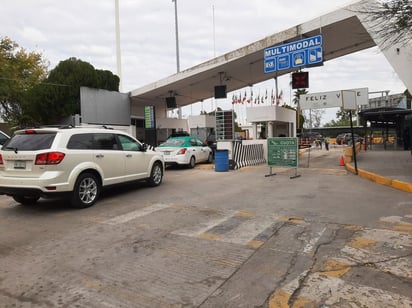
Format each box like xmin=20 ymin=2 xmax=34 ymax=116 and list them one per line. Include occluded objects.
xmin=0 ymin=126 xmax=164 ymax=208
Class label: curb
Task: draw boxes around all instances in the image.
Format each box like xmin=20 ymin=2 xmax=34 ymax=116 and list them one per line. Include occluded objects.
xmin=345 ymin=163 xmax=412 ymax=193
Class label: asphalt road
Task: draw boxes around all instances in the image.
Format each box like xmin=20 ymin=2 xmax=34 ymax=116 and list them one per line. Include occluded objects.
xmin=0 ymin=149 xmax=411 ymax=307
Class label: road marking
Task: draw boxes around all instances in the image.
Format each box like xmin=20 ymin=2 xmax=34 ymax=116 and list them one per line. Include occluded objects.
xmin=358 ymin=228 xmax=412 ymax=247
xmin=102 ymin=203 xmax=170 ymax=225
xmin=348 ymin=237 xmax=377 ymax=250
xmin=172 ymin=209 xmax=237 ymax=237
xmin=321 ymin=259 xmax=351 ymax=278
xmin=301 ymin=273 xmax=412 ymax=307
xmin=219 ymin=216 xmax=276 ymax=245
xmin=269 ymin=271 xmax=412 ymax=307
xmin=303 ymin=227 xmax=326 ymax=254
xmin=173 ymin=210 xmax=279 ymax=247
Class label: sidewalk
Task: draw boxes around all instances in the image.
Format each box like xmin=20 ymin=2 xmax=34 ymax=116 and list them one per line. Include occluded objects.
xmin=346 ymin=144 xmax=412 ymax=193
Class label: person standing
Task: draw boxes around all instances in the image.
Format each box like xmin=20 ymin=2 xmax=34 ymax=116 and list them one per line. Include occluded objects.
xmin=324 ymin=136 xmax=329 ymax=151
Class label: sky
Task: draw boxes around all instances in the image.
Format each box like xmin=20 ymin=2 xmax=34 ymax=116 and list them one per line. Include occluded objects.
xmin=1 ymin=0 xmax=407 ymax=125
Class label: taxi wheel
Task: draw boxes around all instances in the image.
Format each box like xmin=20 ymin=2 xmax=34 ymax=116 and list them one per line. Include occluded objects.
xmin=188 ymin=156 xmax=196 ymax=168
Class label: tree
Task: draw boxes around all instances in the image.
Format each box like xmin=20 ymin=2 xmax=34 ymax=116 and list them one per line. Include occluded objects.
xmin=323 ymin=109 xmax=355 ymax=127
xmin=293 ymin=89 xmax=307 ymax=129
xmin=358 ymin=0 xmax=412 ymax=48
xmin=25 ymin=58 xmax=120 ymax=125
xmin=304 ymin=109 xmax=325 ymax=128
xmin=0 ymin=37 xmax=48 ymax=126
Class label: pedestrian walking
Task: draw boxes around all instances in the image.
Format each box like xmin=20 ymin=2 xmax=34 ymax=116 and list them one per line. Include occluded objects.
xmin=324 ymin=136 xmax=329 ymax=151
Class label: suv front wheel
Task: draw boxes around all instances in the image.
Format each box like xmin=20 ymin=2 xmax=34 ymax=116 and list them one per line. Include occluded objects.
xmin=146 ymin=162 xmax=163 ymax=187
xmin=70 ymin=172 xmax=101 ymax=209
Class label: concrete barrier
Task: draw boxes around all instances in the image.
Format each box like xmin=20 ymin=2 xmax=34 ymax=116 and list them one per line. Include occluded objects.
xmin=344 ymin=142 xmax=361 ymax=163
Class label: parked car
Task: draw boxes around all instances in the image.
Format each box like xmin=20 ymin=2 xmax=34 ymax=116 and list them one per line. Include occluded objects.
xmin=336 ymin=133 xmax=364 ymax=145
xmin=299 ymin=131 xmax=323 ymax=143
xmin=0 ymin=126 xmax=164 ymax=208
xmin=156 ymin=136 xmax=213 ymax=168
xmin=0 ymin=130 xmax=10 ymax=145
xmin=168 ymin=131 xmax=190 ymax=138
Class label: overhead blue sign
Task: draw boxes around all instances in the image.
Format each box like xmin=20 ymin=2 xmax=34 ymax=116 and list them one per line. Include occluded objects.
xmin=264 ymin=34 xmax=323 ymax=73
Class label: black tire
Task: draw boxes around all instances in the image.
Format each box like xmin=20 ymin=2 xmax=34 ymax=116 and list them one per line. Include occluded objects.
xmin=12 ymin=195 xmax=40 ymax=205
xmin=188 ymin=156 xmax=196 ymax=168
xmin=146 ymin=162 xmax=163 ymax=187
xmin=70 ymin=172 xmax=100 ymax=209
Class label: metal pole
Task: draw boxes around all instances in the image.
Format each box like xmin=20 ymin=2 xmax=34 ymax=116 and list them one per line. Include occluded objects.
xmin=349 ymin=110 xmax=358 ymax=175
xmin=172 ymin=0 xmax=180 ymax=73
xmin=115 ymin=0 xmax=122 ymax=91
xmin=212 ymin=5 xmax=216 ymax=58
xmin=172 ymin=0 xmax=182 ymax=119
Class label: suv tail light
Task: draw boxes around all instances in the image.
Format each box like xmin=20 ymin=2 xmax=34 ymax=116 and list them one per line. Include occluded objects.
xmin=35 ymin=152 xmax=65 ymax=165
xmin=0 ymin=154 xmax=3 ymax=165
xmin=25 ymin=129 xmax=37 ymax=134
xmin=176 ymin=148 xmax=187 ymax=155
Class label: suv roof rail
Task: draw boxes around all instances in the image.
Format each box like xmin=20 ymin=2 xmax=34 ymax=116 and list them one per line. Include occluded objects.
xmin=75 ymin=125 xmax=114 ymax=130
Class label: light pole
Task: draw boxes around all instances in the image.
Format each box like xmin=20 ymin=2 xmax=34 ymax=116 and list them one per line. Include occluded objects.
xmin=172 ymin=0 xmax=182 ymax=119
xmin=115 ymin=0 xmax=122 ymax=91
xmin=172 ymin=0 xmax=180 ymax=73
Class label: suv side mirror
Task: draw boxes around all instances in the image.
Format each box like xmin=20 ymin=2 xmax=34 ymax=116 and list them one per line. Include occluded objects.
xmin=141 ymin=143 xmax=148 ymax=152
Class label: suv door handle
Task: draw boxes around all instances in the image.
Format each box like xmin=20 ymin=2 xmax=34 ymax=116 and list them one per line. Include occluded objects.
xmin=126 ymin=154 xmax=132 ymax=157
xmin=95 ymin=154 xmax=104 ymax=158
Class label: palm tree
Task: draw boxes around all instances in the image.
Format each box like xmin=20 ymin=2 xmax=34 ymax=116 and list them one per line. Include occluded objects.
xmin=293 ymin=89 xmax=308 ymax=129
xmin=292 ymin=89 xmax=308 ymax=105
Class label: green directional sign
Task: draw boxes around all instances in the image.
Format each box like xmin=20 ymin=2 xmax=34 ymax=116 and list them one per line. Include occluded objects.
xmin=267 ymin=137 xmax=298 ymax=167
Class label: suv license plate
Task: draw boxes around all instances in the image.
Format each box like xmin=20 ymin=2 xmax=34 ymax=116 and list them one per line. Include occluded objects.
xmin=14 ymin=160 xmax=26 ymax=169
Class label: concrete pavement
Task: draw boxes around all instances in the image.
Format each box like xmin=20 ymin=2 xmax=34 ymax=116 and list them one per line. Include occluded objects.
xmin=345 ymin=144 xmax=412 ymax=193
xmin=297 ymin=144 xmax=412 ymax=193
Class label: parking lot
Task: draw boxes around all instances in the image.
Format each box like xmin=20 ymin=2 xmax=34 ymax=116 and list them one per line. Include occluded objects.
xmin=0 ymin=151 xmax=411 ymax=307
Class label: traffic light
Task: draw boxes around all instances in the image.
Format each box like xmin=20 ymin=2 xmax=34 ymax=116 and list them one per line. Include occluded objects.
xmin=291 ymin=72 xmax=309 ymax=89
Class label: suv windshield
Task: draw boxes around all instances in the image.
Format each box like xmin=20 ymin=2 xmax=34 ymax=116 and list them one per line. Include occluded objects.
xmin=3 ymin=133 xmax=56 ymax=151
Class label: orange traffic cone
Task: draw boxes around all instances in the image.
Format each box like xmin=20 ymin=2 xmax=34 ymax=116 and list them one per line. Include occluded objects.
xmin=339 ymin=155 xmax=345 ymax=166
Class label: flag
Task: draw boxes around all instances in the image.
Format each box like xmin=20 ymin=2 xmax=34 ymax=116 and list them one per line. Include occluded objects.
xmin=276 ymin=89 xmax=283 ymax=105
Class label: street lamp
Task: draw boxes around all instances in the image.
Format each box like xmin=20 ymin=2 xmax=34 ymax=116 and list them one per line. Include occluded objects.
xmin=171 ymin=0 xmax=182 ymax=119
xmin=172 ymin=0 xmax=180 ymax=73
xmin=114 ymin=0 xmax=122 ymax=91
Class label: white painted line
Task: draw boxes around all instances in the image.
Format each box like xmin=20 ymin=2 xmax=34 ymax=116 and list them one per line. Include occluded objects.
xmin=172 ymin=210 xmax=237 ymax=237
xmin=380 ymin=216 xmax=406 ymax=223
xmin=103 ymin=203 xmax=170 ymax=225
xmin=303 ymin=227 xmax=326 ymax=254
xmin=219 ymin=216 xmax=276 ymax=245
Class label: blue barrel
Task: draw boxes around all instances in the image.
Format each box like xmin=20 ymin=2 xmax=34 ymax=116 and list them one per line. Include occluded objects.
xmin=214 ymin=149 xmax=229 ymax=172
